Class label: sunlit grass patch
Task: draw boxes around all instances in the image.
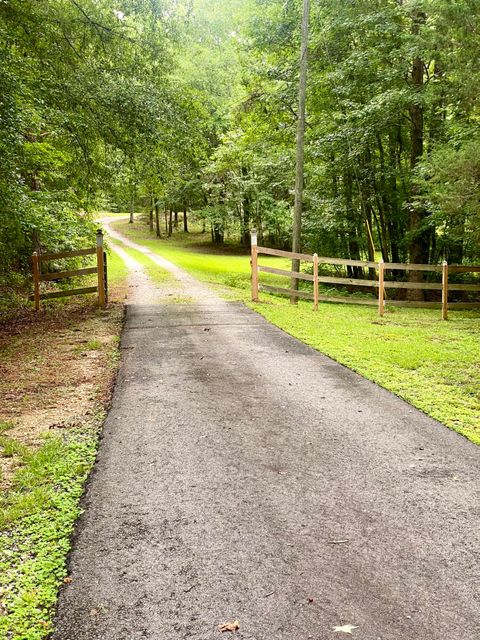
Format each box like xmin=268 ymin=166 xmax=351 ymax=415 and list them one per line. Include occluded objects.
xmin=105 ymin=247 xmax=129 ymax=287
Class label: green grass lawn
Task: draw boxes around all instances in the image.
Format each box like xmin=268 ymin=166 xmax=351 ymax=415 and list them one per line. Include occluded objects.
xmin=105 ymin=245 xmax=129 ymax=286
xmin=109 ymin=217 xmax=480 ymax=445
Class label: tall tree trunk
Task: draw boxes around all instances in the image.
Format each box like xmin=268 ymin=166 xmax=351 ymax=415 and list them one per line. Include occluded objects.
xmin=129 ymin=196 xmax=134 ymax=224
xmin=168 ymin=210 xmax=173 ymax=237
xmin=388 ymin=129 xmax=401 ymax=263
xmin=149 ymin=195 xmax=154 ymax=232
xmin=242 ymin=196 xmax=251 ymax=247
xmin=425 ymin=58 xmax=446 ymax=261
xmin=155 ymin=198 xmax=161 ymax=238
xmin=375 ymin=135 xmax=391 ymax=262
xmin=254 ymin=200 xmax=263 ymax=244
xmin=291 ymin=0 xmax=310 ymax=303
xmin=344 ymin=169 xmax=362 ymax=278
xmin=365 ymin=208 xmax=377 ymax=281
xmin=183 ymin=208 xmax=188 ymax=232
xmin=32 ymin=229 xmax=41 ymax=254
xmin=241 ymin=167 xmax=251 ymax=247
xmin=408 ymin=10 xmax=429 ymax=299
xmin=359 ymin=153 xmax=377 ymax=279
xmin=211 ymin=222 xmax=224 ymax=245
xmin=174 ymin=210 xmax=178 ymax=229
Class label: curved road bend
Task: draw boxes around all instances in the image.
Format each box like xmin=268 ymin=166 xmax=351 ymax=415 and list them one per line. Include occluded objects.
xmin=53 ymin=224 xmax=480 ymax=640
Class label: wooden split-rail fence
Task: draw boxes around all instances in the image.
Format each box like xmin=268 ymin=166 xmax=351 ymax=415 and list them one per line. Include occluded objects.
xmin=250 ymin=230 xmax=480 ymax=320
xmin=31 ymin=229 xmax=107 ymax=310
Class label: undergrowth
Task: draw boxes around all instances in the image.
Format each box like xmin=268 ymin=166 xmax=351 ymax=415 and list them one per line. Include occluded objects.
xmin=0 ymin=419 xmax=102 ymax=639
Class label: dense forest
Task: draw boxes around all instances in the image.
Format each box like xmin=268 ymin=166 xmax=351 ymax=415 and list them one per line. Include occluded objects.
xmin=1 ymin=0 xmax=479 ymax=301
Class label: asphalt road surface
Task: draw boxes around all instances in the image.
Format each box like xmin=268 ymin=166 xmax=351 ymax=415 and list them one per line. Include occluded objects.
xmin=53 ymin=233 xmax=480 ymax=640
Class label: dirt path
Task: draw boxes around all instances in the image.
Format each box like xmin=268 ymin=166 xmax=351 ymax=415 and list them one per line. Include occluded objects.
xmin=104 ymin=216 xmax=220 ymax=303
xmin=108 ymin=239 xmax=163 ymax=305
xmin=53 ymin=223 xmax=480 ymax=640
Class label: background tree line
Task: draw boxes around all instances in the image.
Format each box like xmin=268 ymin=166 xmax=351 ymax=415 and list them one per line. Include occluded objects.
xmin=1 ymin=0 xmax=479 ymax=303
xmin=210 ymin=0 xmax=480 ymax=268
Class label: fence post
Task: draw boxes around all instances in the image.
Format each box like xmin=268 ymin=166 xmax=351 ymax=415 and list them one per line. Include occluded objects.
xmin=32 ymin=252 xmax=40 ymax=312
xmin=378 ymin=259 xmax=385 ymax=317
xmin=313 ymin=253 xmax=319 ymax=311
xmin=251 ymin=228 xmax=259 ymax=302
xmin=103 ymin=251 xmax=108 ymax=304
xmin=96 ymin=229 xmax=106 ymax=307
xmin=442 ymin=260 xmax=449 ymax=320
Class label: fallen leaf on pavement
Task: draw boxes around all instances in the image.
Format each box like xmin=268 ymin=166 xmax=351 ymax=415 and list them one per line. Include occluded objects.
xmin=219 ymin=620 xmax=240 ymax=633
xmin=63 ymin=577 xmax=73 ymax=583
xmin=333 ymin=624 xmax=359 ymax=634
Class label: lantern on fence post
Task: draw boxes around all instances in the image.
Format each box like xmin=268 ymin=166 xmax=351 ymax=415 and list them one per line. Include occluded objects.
xmin=96 ymin=229 xmax=106 ymax=307
xmin=251 ymin=228 xmax=259 ymax=302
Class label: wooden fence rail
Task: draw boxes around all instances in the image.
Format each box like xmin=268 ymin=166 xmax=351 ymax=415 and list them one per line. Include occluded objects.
xmin=250 ymin=230 xmax=480 ymax=320
xmin=31 ymin=229 xmax=107 ymax=311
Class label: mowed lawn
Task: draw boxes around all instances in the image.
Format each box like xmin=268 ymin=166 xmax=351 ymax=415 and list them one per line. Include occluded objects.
xmin=110 ymin=217 xmax=480 ymax=445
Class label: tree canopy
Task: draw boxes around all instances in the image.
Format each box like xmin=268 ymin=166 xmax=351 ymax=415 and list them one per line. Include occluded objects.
xmin=1 ymin=0 xmax=479 ymax=296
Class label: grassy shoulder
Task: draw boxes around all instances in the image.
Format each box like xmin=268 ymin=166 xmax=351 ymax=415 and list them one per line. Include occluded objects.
xmin=252 ymin=299 xmax=480 ymax=444
xmin=106 ymin=245 xmax=130 ymax=295
xmin=0 ymin=419 xmax=101 ymax=639
xmin=0 ymin=261 xmax=127 ymax=638
xmin=110 ymin=216 xmax=480 ymax=445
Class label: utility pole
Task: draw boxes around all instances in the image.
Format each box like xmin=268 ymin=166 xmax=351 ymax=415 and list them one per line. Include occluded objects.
xmin=291 ymin=0 xmax=310 ymax=303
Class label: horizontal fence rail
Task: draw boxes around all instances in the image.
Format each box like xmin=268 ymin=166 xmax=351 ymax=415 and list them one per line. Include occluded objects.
xmin=37 ymin=247 xmax=97 ymax=261
xmin=39 ymin=267 xmax=98 ymax=282
xmin=250 ymin=229 xmax=480 ymax=320
xmin=30 ymin=230 xmax=107 ymax=311
xmin=35 ymin=286 xmax=99 ymax=301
